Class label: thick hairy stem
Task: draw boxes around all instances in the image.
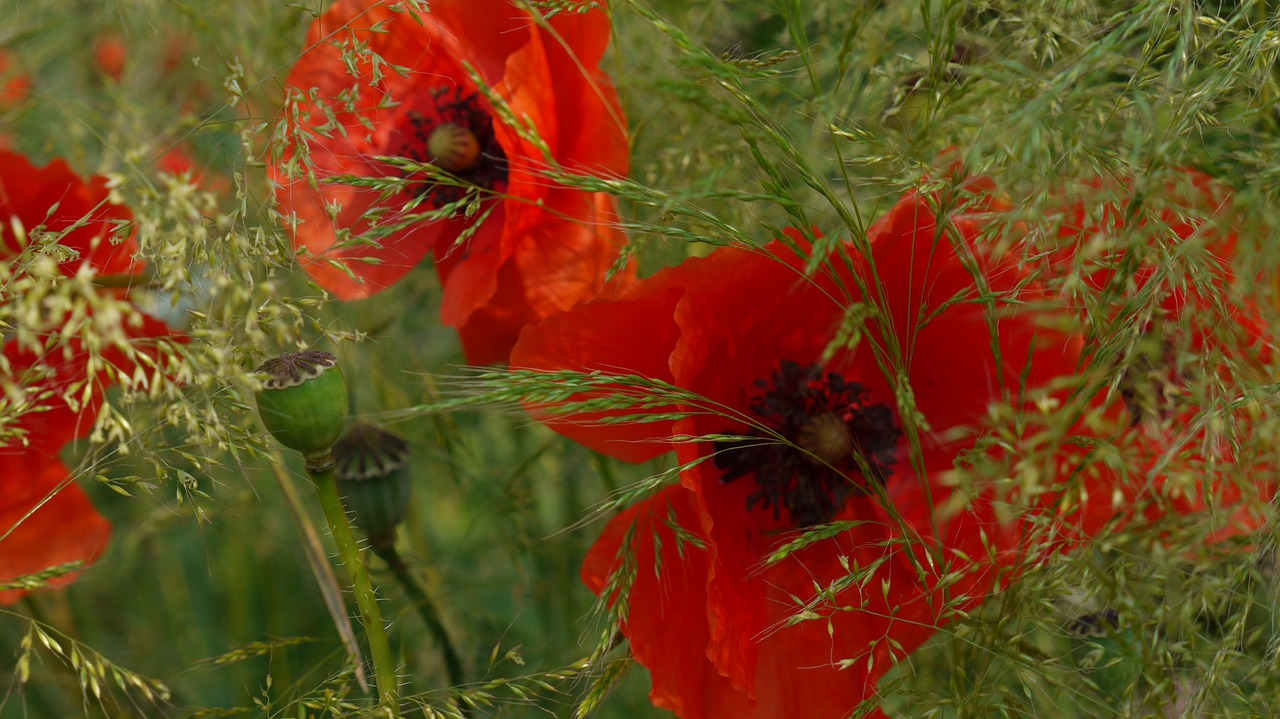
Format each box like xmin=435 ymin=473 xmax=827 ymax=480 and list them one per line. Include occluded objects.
xmin=268 ymin=449 xmax=368 ymax=691
xmin=309 ymin=454 xmax=400 ymax=711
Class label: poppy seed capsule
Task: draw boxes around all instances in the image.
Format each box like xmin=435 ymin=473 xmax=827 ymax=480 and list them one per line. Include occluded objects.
xmin=427 ymin=123 xmax=482 ymax=173
xmin=255 ymin=351 xmax=349 ymax=457
xmin=333 ymin=422 xmax=412 ymax=554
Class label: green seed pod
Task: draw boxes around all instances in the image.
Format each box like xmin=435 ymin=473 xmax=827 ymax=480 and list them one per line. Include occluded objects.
xmin=255 ymin=351 xmax=349 ymax=458
xmin=333 ymin=422 xmax=412 ymax=554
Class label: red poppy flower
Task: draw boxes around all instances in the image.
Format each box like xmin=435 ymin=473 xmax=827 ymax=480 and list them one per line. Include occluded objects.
xmin=1046 ymin=170 xmax=1254 ymax=356
xmin=157 ymin=143 xmax=198 ymax=179
xmin=273 ymin=0 xmax=630 ymax=364
xmin=1 ymin=149 xmax=177 ymax=603
xmin=155 ymin=140 xmax=230 ymax=195
xmin=513 ymin=186 xmax=1090 ymax=718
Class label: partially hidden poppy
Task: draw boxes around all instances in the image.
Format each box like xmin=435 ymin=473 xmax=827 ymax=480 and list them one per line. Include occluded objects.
xmin=1 ymin=149 xmax=177 ymax=604
xmin=273 ymin=0 xmax=631 ymax=365
xmin=0 ymin=49 xmax=32 ymax=151
xmin=1042 ymin=170 xmax=1275 ymax=542
xmin=511 ymin=185 xmax=1095 ymax=719
xmin=1046 ymin=170 xmax=1257 ymax=362
xmin=156 ymin=140 xmax=228 ymax=194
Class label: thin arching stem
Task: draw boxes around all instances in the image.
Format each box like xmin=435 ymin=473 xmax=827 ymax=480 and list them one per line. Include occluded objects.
xmin=376 ymin=546 xmax=466 ymax=692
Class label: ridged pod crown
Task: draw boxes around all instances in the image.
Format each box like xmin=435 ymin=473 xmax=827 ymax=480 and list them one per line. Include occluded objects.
xmin=333 ymin=421 xmax=412 ymax=553
xmin=255 ymin=351 xmax=349 ymax=457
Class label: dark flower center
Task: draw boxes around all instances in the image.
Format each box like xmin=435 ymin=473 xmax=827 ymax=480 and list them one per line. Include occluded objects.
xmin=714 ymin=360 xmax=901 ymax=528
xmin=393 ymin=86 xmax=508 ymax=208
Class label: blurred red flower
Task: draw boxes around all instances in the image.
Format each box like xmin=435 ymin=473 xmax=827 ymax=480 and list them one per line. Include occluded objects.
xmin=1047 ymin=170 xmax=1253 ymax=358
xmin=0 ymin=350 xmax=114 ymax=605
xmin=155 ymin=141 xmax=230 ymax=195
xmin=0 ymin=49 xmax=31 ymax=109
xmin=273 ymin=0 xmax=631 ymax=364
xmin=1 ymin=149 xmax=176 ymax=604
xmin=512 ymin=186 xmax=1090 ymax=719
xmin=93 ymin=34 xmax=128 ymax=82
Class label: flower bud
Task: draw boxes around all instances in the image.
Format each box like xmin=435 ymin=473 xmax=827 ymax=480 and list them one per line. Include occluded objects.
xmin=333 ymin=422 xmax=412 ymax=554
xmin=255 ymin=351 xmax=349 ymax=457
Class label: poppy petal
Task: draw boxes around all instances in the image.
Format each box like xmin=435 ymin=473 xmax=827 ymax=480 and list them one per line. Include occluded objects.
xmin=510 ymin=283 xmax=683 ymax=463
xmin=0 ymin=150 xmax=139 ymax=278
xmin=0 ymin=456 xmax=112 ymax=605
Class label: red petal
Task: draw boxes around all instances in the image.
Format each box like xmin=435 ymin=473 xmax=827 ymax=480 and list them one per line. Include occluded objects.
xmin=0 ymin=455 xmax=113 ymax=605
xmin=510 ymin=282 xmax=683 ymax=462
xmin=453 ymin=196 xmax=630 ymax=366
xmin=669 ymin=243 xmax=853 ymax=427
xmin=0 ymin=149 xmax=139 ymax=277
xmin=585 ymin=484 xmax=932 ymax=719
xmin=512 ymin=191 xmax=631 ymax=317
xmin=435 ymin=210 xmax=507 ymax=326
xmin=864 ymin=191 xmax=1077 ymax=431
xmin=583 ymin=486 xmax=726 ymax=719
xmin=525 ymin=7 xmax=629 ymax=176
xmin=3 ymin=341 xmax=95 ymax=456
xmin=3 ymin=305 xmax=180 ymax=455
xmin=414 ymin=1 xmax=531 ymax=83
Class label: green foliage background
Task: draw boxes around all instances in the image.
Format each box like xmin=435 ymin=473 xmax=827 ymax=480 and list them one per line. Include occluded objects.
xmin=3 ymin=0 xmax=1280 ymax=717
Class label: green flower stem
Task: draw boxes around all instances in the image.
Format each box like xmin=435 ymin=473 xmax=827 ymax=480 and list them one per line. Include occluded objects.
xmin=309 ymin=456 xmax=400 ymax=710
xmin=268 ymin=449 xmax=368 ymax=691
xmin=377 ymin=547 xmax=465 ymax=692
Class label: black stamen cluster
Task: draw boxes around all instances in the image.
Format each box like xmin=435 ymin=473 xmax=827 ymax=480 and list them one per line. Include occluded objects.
xmin=714 ymin=360 xmax=901 ymax=528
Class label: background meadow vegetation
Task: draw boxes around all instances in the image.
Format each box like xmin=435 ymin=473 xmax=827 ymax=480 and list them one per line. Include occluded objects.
xmin=4 ymin=0 xmax=1280 ymax=717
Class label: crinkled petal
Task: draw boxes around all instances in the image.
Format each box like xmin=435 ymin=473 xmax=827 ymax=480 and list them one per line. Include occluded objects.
xmin=585 ymin=484 xmax=915 ymax=719
xmin=459 ymin=194 xmax=631 ymax=366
